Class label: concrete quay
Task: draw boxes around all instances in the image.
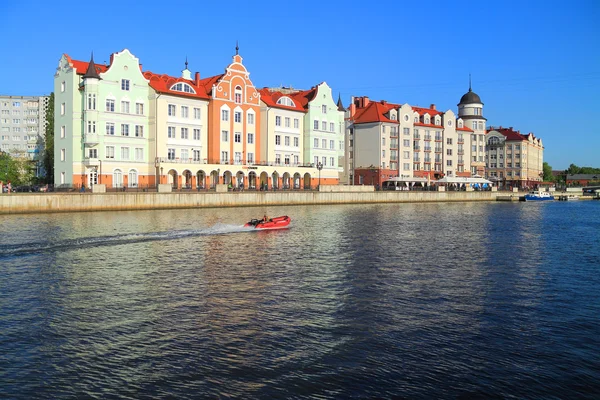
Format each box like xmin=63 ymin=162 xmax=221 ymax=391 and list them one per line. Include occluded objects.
xmin=0 ymin=186 xmax=510 ymax=215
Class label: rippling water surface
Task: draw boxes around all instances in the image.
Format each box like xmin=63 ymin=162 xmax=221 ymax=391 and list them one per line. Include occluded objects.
xmin=1 ymin=201 xmax=599 ymax=399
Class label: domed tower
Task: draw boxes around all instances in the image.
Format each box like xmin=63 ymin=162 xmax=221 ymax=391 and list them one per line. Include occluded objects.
xmin=457 ymin=76 xmax=486 ymax=176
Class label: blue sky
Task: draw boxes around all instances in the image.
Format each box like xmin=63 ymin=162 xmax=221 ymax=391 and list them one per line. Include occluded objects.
xmin=1 ymin=0 xmax=598 ymax=169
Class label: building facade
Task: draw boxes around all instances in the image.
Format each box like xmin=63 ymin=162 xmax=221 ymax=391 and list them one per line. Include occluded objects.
xmin=457 ymin=84 xmax=486 ymax=176
xmin=0 ymin=95 xmax=49 ymax=176
xmin=55 ymin=48 xmax=329 ymax=189
xmin=485 ymin=126 xmax=544 ymax=188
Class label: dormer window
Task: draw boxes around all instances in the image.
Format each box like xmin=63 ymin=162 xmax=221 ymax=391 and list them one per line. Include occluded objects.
xmin=458 ymin=120 xmax=463 ymax=128
xmin=425 ymin=117 xmax=430 ymax=124
xmin=414 ymin=116 xmax=418 ymax=123
xmin=390 ymin=114 xmax=397 ymax=121
xmin=276 ymin=96 xmax=296 ymax=107
xmin=435 ymin=117 xmax=440 ymax=125
xmin=170 ymin=82 xmax=196 ymax=94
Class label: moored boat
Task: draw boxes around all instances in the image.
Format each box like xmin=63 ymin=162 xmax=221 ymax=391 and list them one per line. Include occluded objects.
xmin=245 ymin=215 xmax=291 ymax=230
xmin=524 ymin=190 xmax=555 ymax=201
xmin=557 ymin=194 xmax=579 ymax=201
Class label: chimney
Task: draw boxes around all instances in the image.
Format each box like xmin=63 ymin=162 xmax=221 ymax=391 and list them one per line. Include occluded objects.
xmin=430 ymin=103 xmax=436 ymax=110
xmin=381 ymin=100 xmax=387 ymax=105
xmin=195 ymin=72 xmax=200 ymax=85
xmin=363 ymin=96 xmax=370 ymax=107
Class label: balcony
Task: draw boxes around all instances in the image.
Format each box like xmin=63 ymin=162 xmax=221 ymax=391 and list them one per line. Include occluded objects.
xmin=413 ymin=135 xmax=420 ymax=140
xmin=83 ymin=157 xmax=99 ymax=167
xmin=457 ymin=150 xmax=464 ymax=155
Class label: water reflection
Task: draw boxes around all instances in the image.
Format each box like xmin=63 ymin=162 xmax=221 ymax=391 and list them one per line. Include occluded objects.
xmin=1 ymin=202 xmax=599 ymax=398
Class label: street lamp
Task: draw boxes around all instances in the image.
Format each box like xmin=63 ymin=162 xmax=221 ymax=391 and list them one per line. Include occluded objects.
xmin=316 ymin=162 xmax=323 ymax=190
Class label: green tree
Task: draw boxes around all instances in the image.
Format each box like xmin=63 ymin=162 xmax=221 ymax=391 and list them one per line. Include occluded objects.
xmin=543 ymin=162 xmax=554 ymax=181
xmin=42 ymin=92 xmax=54 ymax=184
xmin=0 ymin=152 xmax=21 ymax=184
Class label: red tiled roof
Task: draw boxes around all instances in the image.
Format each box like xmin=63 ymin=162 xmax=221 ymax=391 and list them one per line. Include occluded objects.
xmin=258 ymin=88 xmax=306 ymax=112
xmin=64 ymin=54 xmax=108 ymax=75
xmin=352 ymin=101 xmax=398 ymax=124
xmin=142 ymin=71 xmax=211 ymax=100
xmin=196 ymin=74 xmax=224 ymax=97
xmin=412 ymin=106 xmax=443 ymax=116
xmin=414 ymin=122 xmax=442 ymax=128
xmin=289 ymin=87 xmax=317 ymax=109
xmin=494 ymin=127 xmax=527 ymax=141
xmin=457 ymin=126 xmax=474 ymax=132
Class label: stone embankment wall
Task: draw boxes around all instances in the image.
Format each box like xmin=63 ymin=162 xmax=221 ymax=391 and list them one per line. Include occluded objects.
xmin=0 ymin=189 xmax=501 ymax=215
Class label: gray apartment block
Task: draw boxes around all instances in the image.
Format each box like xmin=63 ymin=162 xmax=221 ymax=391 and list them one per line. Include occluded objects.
xmin=0 ymin=95 xmax=50 ymax=175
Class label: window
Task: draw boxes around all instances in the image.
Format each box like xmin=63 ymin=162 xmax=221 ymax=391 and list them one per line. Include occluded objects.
xmin=168 ymin=104 xmax=176 ymax=116
xmin=88 ymin=148 xmax=97 ymax=158
xmin=135 ymin=125 xmax=143 ymax=137
xmin=404 ymin=128 xmax=410 ymax=135
xmin=61 ymin=81 xmax=65 ymax=92
xmin=322 ymin=139 xmax=326 ymax=148
xmin=168 ymin=148 xmax=175 ymax=160
xmin=247 ymin=152 xmax=254 ymax=164
xmin=322 ymin=156 xmax=327 ymax=166
xmin=322 ymin=105 xmax=327 ymax=114
xmin=234 ymin=86 xmax=242 ymax=104
xmin=404 ymin=151 xmax=410 ymax=159
xmin=106 ymin=99 xmax=115 ymax=112
xmin=60 ymin=103 xmax=65 ymax=115
xmin=87 ymin=121 xmax=96 ymax=134
xmin=222 ymin=130 xmax=229 ymax=141
xmin=314 ymin=156 xmax=319 ymax=165
xmin=181 ymin=149 xmax=188 ymax=160
xmin=447 ymin=149 xmax=452 ymax=155
xmin=330 ymin=122 xmax=334 ymax=132
xmin=121 ymin=147 xmax=130 ymax=160
xmin=235 ymin=132 xmax=241 ymax=143
xmin=135 ymin=148 xmax=143 ymax=161
xmin=284 ymin=155 xmax=290 ymax=165
xmin=136 ymin=103 xmax=144 ymax=115
xmin=121 ymin=124 xmax=129 ymax=136
xmin=294 ymin=118 xmax=299 ymax=129
xmin=113 ymin=170 xmax=123 ymax=187
xmin=194 ymin=108 xmax=201 ymax=119
xmin=61 ymin=126 xmax=65 ymax=138
xmin=235 ymin=152 xmax=242 ymax=164
xmin=330 ymin=140 xmax=334 ymax=149
xmin=285 ymin=117 xmax=290 ymax=128
xmin=170 ymin=83 xmax=196 ymax=93
xmin=106 ymin=123 xmax=115 ymax=135
xmin=128 ymin=170 xmax=138 ymax=187
xmin=382 ymin=150 xmax=386 ymax=158
xmin=168 ymin=126 xmax=175 ymax=138
xmin=221 ymin=151 xmax=228 ymax=163
xmin=294 ymin=137 xmax=299 ymax=147
xmin=447 ymin=138 xmax=452 ymax=145
xmin=275 ymin=116 xmax=281 ymax=126
xmin=447 ymin=160 xmax=452 ymax=166
xmin=314 ymin=138 xmax=318 ymax=148
xmin=181 ymin=127 xmax=188 ymax=139
xmin=403 ymin=139 xmax=410 ymax=147
xmin=193 ymin=129 xmax=200 ymax=140
xmin=181 ymin=106 xmax=189 ymax=118
xmin=314 ymin=120 xmax=319 ymax=130
xmin=87 ymin=94 xmax=96 ymax=110
xmin=221 ymin=109 xmax=229 ymax=121
xmin=121 ymin=79 xmax=130 ymax=91
xmin=322 ymin=121 xmax=327 ymax=131
xmin=193 ymin=150 xmax=200 ymax=161
xmin=248 ymin=113 xmax=254 ymax=124
xmin=106 ymin=146 xmax=115 ymax=159
xmin=247 ymin=133 xmax=254 ymax=144
xmin=285 ymin=136 xmax=290 ymax=146
xmin=275 ymin=135 xmax=281 ymax=145
xmin=382 ymin=137 xmax=386 ymax=146
xmin=60 ymin=148 xmax=65 ymax=161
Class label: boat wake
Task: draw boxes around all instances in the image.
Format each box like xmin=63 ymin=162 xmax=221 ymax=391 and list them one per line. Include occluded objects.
xmin=0 ymin=223 xmax=255 ymax=258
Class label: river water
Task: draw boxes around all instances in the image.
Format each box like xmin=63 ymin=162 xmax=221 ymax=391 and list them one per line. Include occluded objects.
xmin=1 ymin=201 xmax=599 ymax=399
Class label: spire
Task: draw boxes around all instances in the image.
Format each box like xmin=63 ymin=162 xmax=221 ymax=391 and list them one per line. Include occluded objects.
xmin=83 ymin=52 xmax=101 ymax=80
xmin=337 ymin=93 xmax=346 ymax=112
xmin=235 ymin=40 xmax=239 ymax=55
xmin=185 ymin=56 xmax=188 ymax=69
xmin=469 ymin=73 xmax=472 ymax=92
xmin=181 ymin=56 xmax=191 ymax=80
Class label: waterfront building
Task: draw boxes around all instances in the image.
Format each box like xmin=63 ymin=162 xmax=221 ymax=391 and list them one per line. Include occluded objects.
xmin=54 ymin=47 xmax=327 ymax=189
xmin=485 ymin=126 xmax=544 ymax=188
xmin=457 ymin=82 xmax=486 ymax=176
xmin=259 ymin=88 xmax=306 ymax=188
xmin=54 ymin=50 xmax=153 ymax=188
xmin=346 ymin=96 xmax=473 ymax=186
xmin=0 ymin=95 xmax=49 ymax=176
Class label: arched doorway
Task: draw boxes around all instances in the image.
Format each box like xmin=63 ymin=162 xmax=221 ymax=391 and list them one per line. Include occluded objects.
xmin=282 ymin=172 xmax=291 ymax=189
xmin=113 ymin=169 xmax=123 ymax=188
xmin=248 ymin=171 xmax=257 ymax=190
xmin=183 ymin=170 xmax=192 ymax=189
xmin=293 ymin=173 xmax=301 ymax=189
xmin=168 ymin=169 xmax=178 ymax=189
xmin=210 ymin=170 xmax=219 ymax=188
xmin=223 ymin=171 xmax=233 ymax=187
xmin=272 ymin=171 xmax=279 ymax=190
xmin=128 ymin=169 xmax=138 ymax=187
xmin=235 ymin=171 xmax=245 ymax=190
xmin=259 ymin=171 xmax=269 ymax=191
xmin=303 ymin=172 xmax=312 ymax=189
xmin=196 ymin=170 xmax=206 ymax=189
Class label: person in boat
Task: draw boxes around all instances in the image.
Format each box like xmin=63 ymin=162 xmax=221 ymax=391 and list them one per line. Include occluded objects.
xmin=263 ymin=214 xmax=270 ymax=223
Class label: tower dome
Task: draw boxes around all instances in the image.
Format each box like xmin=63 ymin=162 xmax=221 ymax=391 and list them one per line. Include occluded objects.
xmin=459 ymin=88 xmax=483 ymax=105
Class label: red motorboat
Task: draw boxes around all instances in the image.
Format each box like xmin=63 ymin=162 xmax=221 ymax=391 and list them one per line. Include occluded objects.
xmin=244 ymin=215 xmax=291 ymax=230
